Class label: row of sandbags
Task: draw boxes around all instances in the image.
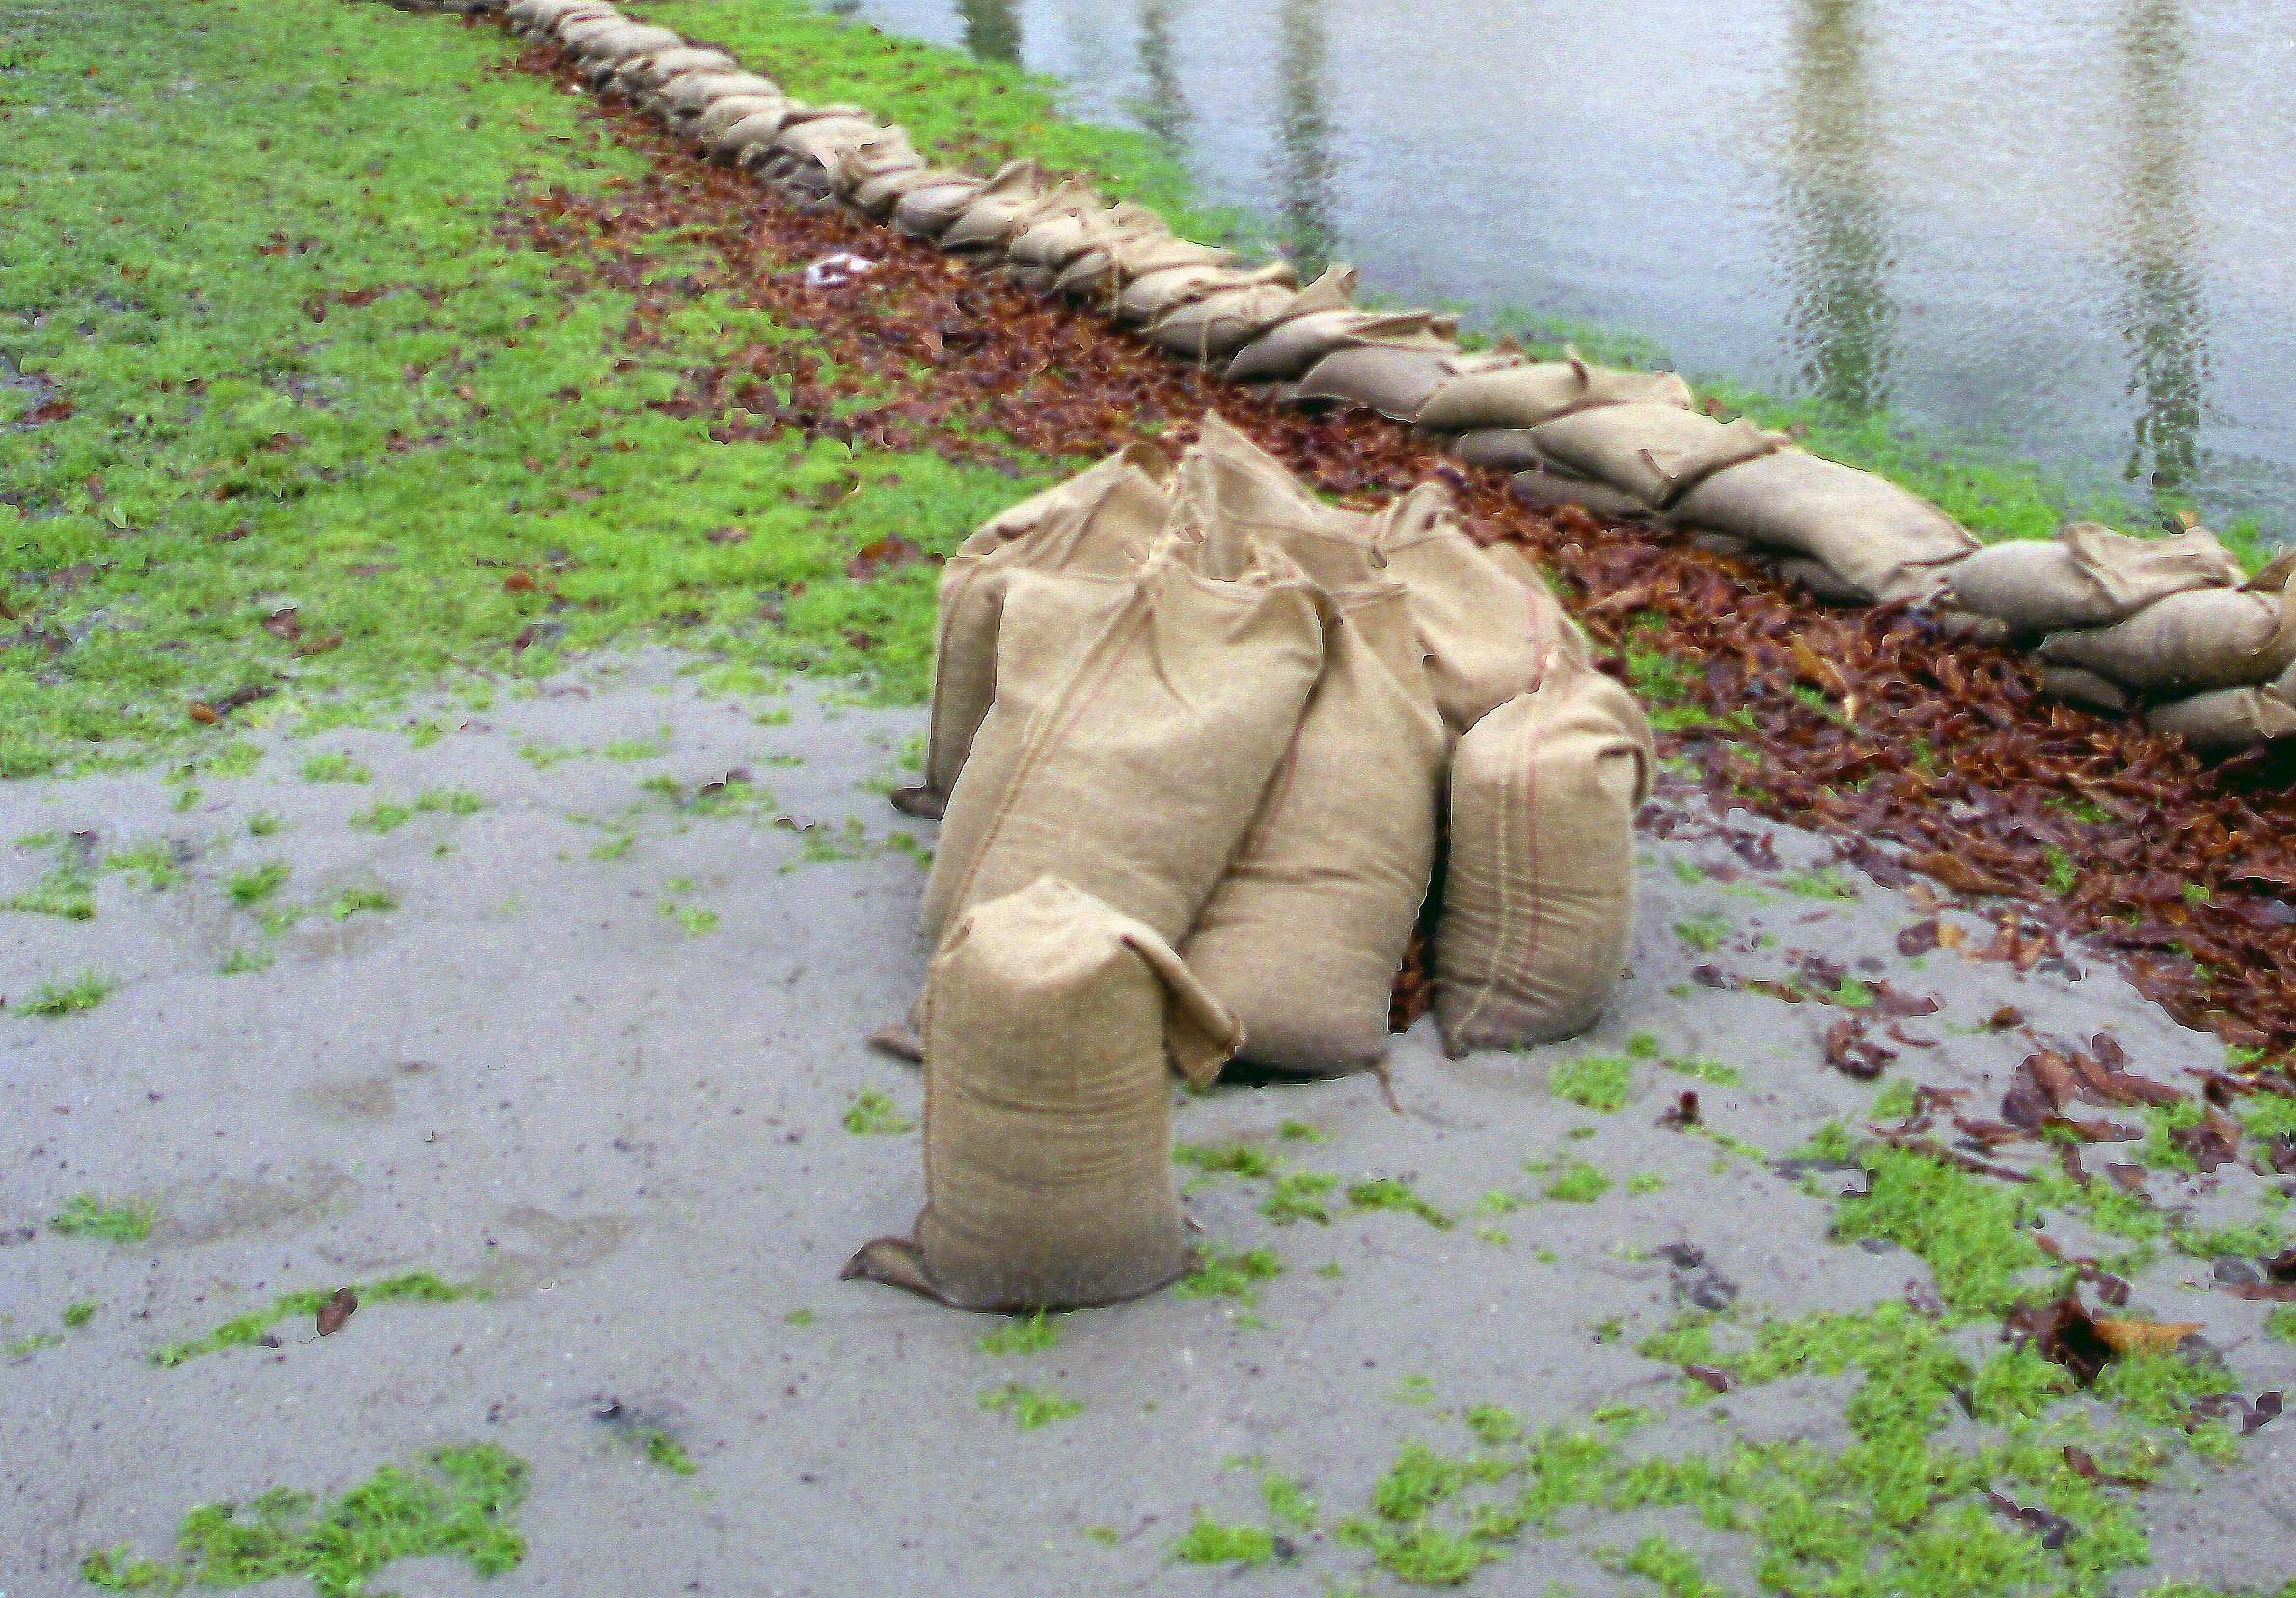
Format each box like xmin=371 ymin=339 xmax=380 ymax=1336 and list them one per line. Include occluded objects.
xmin=847 ymin=421 xmax=1652 ymax=1310
xmin=424 ymin=0 xmax=2294 ymax=750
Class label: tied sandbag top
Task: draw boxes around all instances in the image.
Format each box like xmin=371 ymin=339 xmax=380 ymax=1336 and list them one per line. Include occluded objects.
xmin=1147 ymin=264 xmax=1358 ymax=365
xmin=2039 ymin=559 xmax=2296 ymax=693
xmin=2144 ymin=660 xmax=2296 ymax=751
xmin=1523 ymin=403 xmax=1788 ymax=513
xmin=1945 ymin=522 xmax=2249 ymax=634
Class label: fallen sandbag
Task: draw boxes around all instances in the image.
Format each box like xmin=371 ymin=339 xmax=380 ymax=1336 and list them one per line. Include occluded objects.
xmin=1943 ymin=523 xmax=2248 ymax=635
xmin=913 ymin=444 xmax=1175 ymax=812
xmin=1115 ymin=261 xmax=1297 ymax=329
xmin=1181 ymin=584 xmax=1444 ymax=1074
xmin=1052 ymin=234 xmax=1234 ymax=307
xmin=1292 ymin=345 xmax=1519 ymax=425
xmin=1225 ymin=308 xmax=1458 ymax=386
xmin=1523 ymin=404 xmax=1786 ymax=512
xmin=2039 ymin=565 xmax=2296 ymax=693
xmin=509 ymin=0 xmax=603 ymax=29
xmin=1176 ymin=415 xmax=1564 ymax=734
xmin=1414 ymin=354 xmax=1695 ymax=434
xmin=919 ymin=542 xmax=1325 ymax=945
xmin=1435 ymin=659 xmax=1654 ymax=1053
xmin=843 ymin=876 xmax=1238 ymax=1311
xmin=1670 ymin=448 xmax=1979 ymax=606
xmin=891 ymin=174 xmax=991 ymax=239
xmin=2145 ymin=665 xmax=2296 ymax=750
xmin=935 ymin=162 xmax=1065 ymax=254
xmin=1147 ymin=264 xmax=1356 ymax=364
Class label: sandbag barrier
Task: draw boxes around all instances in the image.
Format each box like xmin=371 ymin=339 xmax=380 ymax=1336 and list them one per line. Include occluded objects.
xmin=375 ymin=0 xmax=2293 ymax=754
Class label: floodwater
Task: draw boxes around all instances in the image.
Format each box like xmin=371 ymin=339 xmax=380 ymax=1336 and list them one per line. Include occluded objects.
xmin=834 ymin=0 xmax=2296 ymax=540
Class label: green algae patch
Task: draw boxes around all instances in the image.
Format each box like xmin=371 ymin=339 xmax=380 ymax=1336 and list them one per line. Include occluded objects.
xmin=50 ymin=1194 xmax=156 ymax=1244
xmin=1171 ymin=1512 xmax=1277 ymax=1568
xmin=977 ymin=1381 xmax=1083 ymax=1431
xmin=79 ymin=1443 xmax=527 ymax=1597
xmin=149 ymin=1272 xmax=480 ymax=1368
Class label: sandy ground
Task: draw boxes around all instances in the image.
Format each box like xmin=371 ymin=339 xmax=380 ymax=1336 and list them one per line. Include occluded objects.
xmin=3 ymin=652 xmax=2290 ymax=1596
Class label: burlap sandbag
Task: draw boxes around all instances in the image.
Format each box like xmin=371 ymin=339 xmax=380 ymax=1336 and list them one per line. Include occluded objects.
xmin=1292 ymin=346 xmax=1521 ymax=425
xmin=1007 ymin=202 xmax=1162 ymax=274
xmin=1435 ymin=660 xmax=1654 ymax=1053
xmin=1175 ymin=415 xmax=1562 ymax=734
xmin=550 ymin=11 xmax=627 ymax=49
xmin=934 ymin=162 xmax=1062 ymax=254
xmin=844 ymin=876 xmax=1239 ymax=1311
xmin=2145 ymin=663 xmax=2296 ymax=750
xmin=1503 ymin=463 xmax=1653 ymax=522
xmin=615 ymin=47 xmax=735 ymax=94
xmin=1225 ymin=308 xmax=1458 ymax=386
xmin=892 ymin=174 xmax=990 ymax=239
xmin=1147 ymin=265 xmax=1355 ymax=364
xmin=1182 ymin=586 xmax=1443 ymax=1074
xmin=1670 ymin=449 xmax=1979 ymax=606
xmin=655 ymin=71 xmax=782 ymax=126
xmin=1525 ymin=405 xmax=1787 ymax=512
xmin=1115 ymin=262 xmax=1297 ymax=329
xmin=912 ymin=444 xmax=1175 ymax=813
xmin=2039 ymin=563 xmax=2296 ymax=693
xmin=2040 ymin=664 xmax=2132 ymax=713
xmin=510 ymin=0 xmax=603 ymax=31
xmin=566 ymin=20 xmax=676 ymax=63
xmin=851 ymin=161 xmax=956 ymax=220
xmin=1053 ymin=235 xmax=1234 ymax=306
xmin=825 ymin=134 xmax=926 ymax=201
xmin=1944 ymin=523 xmax=2247 ymax=634
xmin=1415 ymin=354 xmax=1696 ymax=434
xmin=694 ymin=95 xmax=789 ymax=150
xmin=712 ymin=108 xmax=802 ymax=165
xmin=771 ymin=116 xmax=904 ymax=191
xmin=919 ymin=544 xmax=1325 ymax=945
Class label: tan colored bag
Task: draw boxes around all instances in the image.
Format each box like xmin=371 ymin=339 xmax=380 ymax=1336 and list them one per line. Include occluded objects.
xmin=615 ymin=47 xmax=735 ymax=94
xmin=891 ymin=174 xmax=990 ymax=238
xmin=1524 ymin=405 xmax=1786 ymax=512
xmin=1174 ymin=415 xmax=1562 ymax=734
xmin=1182 ymin=586 xmax=1444 ymax=1074
xmin=935 ymin=162 xmax=1062 ymax=253
xmin=2039 ymin=664 xmax=2131 ymax=713
xmin=919 ymin=544 xmax=1326 ymax=945
xmin=656 ymin=71 xmax=782 ymax=126
xmin=1670 ymin=449 xmax=1978 ymax=606
xmin=1435 ymin=661 xmax=1654 ymax=1053
xmin=1944 ymin=523 xmax=2247 ymax=634
xmin=1415 ymin=355 xmax=1695 ymax=434
xmin=2039 ymin=564 xmax=2296 ymax=693
xmin=1146 ymin=265 xmax=1354 ymax=364
xmin=845 ymin=876 xmax=1239 ymax=1311
xmin=1291 ymin=344 xmax=1502 ymax=423
xmin=1053 ymin=235 xmax=1235 ymax=306
xmin=2146 ymin=665 xmax=2296 ymax=750
xmin=1225 ymin=308 xmax=1459 ymax=386
xmin=1005 ymin=201 xmax=1160 ymax=273
xmin=567 ymin=21 xmax=677 ymax=63
xmin=694 ymin=94 xmax=789 ymax=148
xmin=824 ymin=133 xmax=924 ymax=198
xmin=913 ymin=444 xmax=1174 ymax=812
xmin=1114 ymin=261 xmax=1297 ymax=329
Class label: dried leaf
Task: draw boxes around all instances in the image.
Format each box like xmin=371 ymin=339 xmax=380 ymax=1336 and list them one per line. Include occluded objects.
xmin=315 ymin=1287 xmax=358 ymax=1336
xmin=2091 ymin=1317 xmax=2201 ymax=1356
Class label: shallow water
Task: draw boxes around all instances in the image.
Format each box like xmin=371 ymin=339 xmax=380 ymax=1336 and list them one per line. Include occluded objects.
xmin=836 ymin=0 xmax=2296 ymax=539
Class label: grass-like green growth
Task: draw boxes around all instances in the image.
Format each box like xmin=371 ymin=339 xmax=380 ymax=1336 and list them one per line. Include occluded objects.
xmin=4 ymin=856 xmax=96 ymax=920
xmin=63 ymin=1300 xmax=99 ymax=1329
xmin=149 ymin=1272 xmax=478 ymax=1367
xmin=1173 ymin=1141 xmax=1279 ymax=1182
xmin=1541 ymin=1160 xmax=1612 ymax=1203
xmin=657 ymin=896 xmax=720 ymax=936
xmin=1177 ymin=1247 xmax=1283 ymax=1306
xmin=49 ymin=1193 xmax=156 ymax=1244
xmin=976 ymin=1381 xmax=1083 ymax=1431
xmin=1549 ymin=1052 xmax=1635 ymax=1113
xmin=637 ymin=1429 xmax=698 ymax=1476
xmin=218 ymin=947 xmax=276 ymax=976
xmin=1673 ymin=911 xmax=1731 ymax=953
xmin=298 ymin=753 xmax=370 ymax=785
xmin=227 ymin=862 xmax=290 ymax=907
xmin=1170 ymin=1512 xmax=1276 ymax=1567
xmin=325 ymin=885 xmax=397 ymax=921
xmin=976 ymin=1310 xmax=1059 ymax=1356
xmin=14 ymin=969 xmax=116 ymax=1018
xmin=104 ymin=844 xmax=182 ymax=893
xmin=2267 ymin=1307 xmax=2296 ymax=1345
xmin=840 ymin=1088 xmax=914 ymax=1136
xmin=1259 ymin=1171 xmax=1340 ymax=1226
xmin=79 ymin=1443 xmax=527 ymax=1596
xmin=1346 ymin=1177 xmax=1456 ymax=1230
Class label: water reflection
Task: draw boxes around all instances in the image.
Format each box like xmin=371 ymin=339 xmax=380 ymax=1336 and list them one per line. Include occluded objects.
xmin=1133 ymin=0 xmax=1190 ymax=150
xmin=2113 ymin=0 xmax=2207 ymax=498
xmin=1271 ymin=0 xmax=1338 ymax=270
xmin=1777 ymin=0 xmax=1896 ymax=413
xmin=954 ymin=0 xmax=1022 ymax=63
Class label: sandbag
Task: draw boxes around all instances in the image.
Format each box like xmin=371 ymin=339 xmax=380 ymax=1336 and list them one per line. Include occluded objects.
xmin=1670 ymin=449 xmax=1979 ymax=606
xmin=824 ymin=133 xmax=925 ymax=200
xmin=1943 ymin=523 xmax=2247 ymax=634
xmin=1415 ymin=355 xmax=1696 ymax=434
xmin=1504 ymin=464 xmax=1652 ymax=522
xmin=935 ymin=162 xmax=1063 ymax=254
xmin=1525 ymin=404 xmax=1786 ymax=512
xmin=615 ymin=47 xmax=736 ymax=94
xmin=919 ymin=544 xmax=1325 ymax=945
xmin=2038 ymin=565 xmax=2296 ymax=693
xmin=2145 ymin=666 xmax=2296 ymax=750
xmin=713 ymin=108 xmax=799 ymax=164
xmin=1005 ymin=201 xmax=1159 ymax=274
xmin=843 ymin=876 xmax=1238 ymax=1311
xmin=771 ymin=116 xmax=902 ymax=190
xmin=850 ymin=161 xmax=956 ymax=220
xmin=1147 ymin=264 xmax=1355 ymax=364
xmin=1053 ymin=235 xmax=1234 ymax=306
xmin=655 ymin=71 xmax=782 ymax=125
xmin=1115 ymin=261 xmax=1296 ymax=329
xmin=693 ymin=95 xmax=790 ymax=150
xmin=1225 ymin=308 xmax=1458 ymax=386
xmin=1291 ymin=346 xmax=1517 ymax=424
xmin=1181 ymin=586 xmax=1443 ymax=1074
xmin=543 ymin=6 xmax=622 ymax=43
xmin=2041 ymin=664 xmax=2131 ymax=713
xmin=1175 ymin=415 xmax=1563 ymax=734
xmin=892 ymin=175 xmax=990 ymax=239
xmin=509 ymin=0 xmax=603 ymax=29
xmin=913 ymin=444 xmax=1175 ymax=811
xmin=566 ymin=20 xmax=675 ymax=62
xmin=1435 ymin=660 xmax=1654 ymax=1053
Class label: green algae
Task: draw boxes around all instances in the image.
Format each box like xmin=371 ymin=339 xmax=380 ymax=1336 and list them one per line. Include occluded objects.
xmin=49 ymin=1193 xmax=156 ymax=1244
xmin=149 ymin=1272 xmax=479 ymax=1368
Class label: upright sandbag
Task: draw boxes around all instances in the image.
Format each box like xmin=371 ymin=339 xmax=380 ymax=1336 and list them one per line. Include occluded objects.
xmin=2145 ymin=664 xmax=2296 ymax=750
xmin=655 ymin=71 xmax=782 ymax=126
xmin=1524 ymin=405 xmax=1786 ymax=512
xmin=1148 ymin=265 xmax=1356 ymax=364
xmin=1435 ymin=661 xmax=1654 ymax=1053
xmin=1415 ymin=355 xmax=1696 ymax=434
xmin=1226 ymin=308 xmax=1458 ymax=386
xmin=566 ymin=21 xmax=677 ymax=64
xmin=1944 ymin=523 xmax=2248 ymax=634
xmin=844 ymin=877 xmax=1239 ymax=1311
xmin=1670 ymin=449 xmax=1979 ymax=606
xmin=919 ymin=544 xmax=1325 ymax=945
xmin=913 ymin=444 xmax=1175 ymax=812
xmin=825 ymin=133 xmax=926 ymax=201
xmin=1181 ymin=586 xmax=1444 ymax=1074
xmin=2038 ymin=564 xmax=2296 ymax=693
